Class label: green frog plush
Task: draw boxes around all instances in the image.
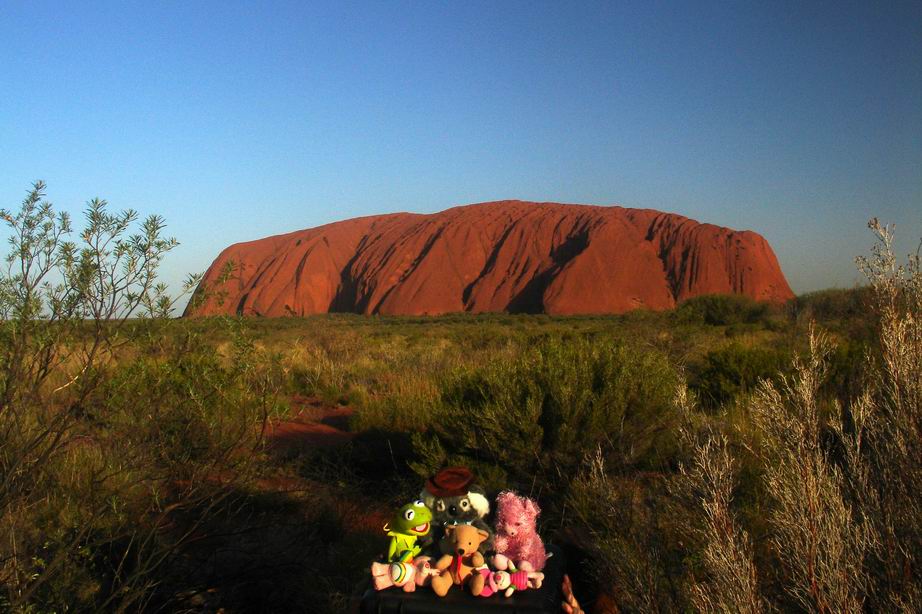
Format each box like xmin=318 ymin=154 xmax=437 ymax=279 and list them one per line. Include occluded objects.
xmin=383 ymin=499 xmax=432 ymax=562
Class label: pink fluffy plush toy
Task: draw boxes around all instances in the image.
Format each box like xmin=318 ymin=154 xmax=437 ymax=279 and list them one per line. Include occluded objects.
xmin=492 ymin=491 xmax=547 ymax=572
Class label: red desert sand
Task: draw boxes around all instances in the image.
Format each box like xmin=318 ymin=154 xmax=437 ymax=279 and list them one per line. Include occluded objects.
xmin=186 ymin=200 xmax=793 ymax=317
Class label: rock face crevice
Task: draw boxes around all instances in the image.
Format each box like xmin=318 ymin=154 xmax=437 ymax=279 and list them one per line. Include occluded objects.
xmin=185 ymin=200 xmax=793 ymax=317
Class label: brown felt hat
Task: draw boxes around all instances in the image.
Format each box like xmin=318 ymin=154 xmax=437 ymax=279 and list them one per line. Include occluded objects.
xmin=426 ymin=466 xmax=475 ymax=497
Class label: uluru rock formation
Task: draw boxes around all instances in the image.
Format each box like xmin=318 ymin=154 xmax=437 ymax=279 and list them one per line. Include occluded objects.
xmin=185 ymin=200 xmax=794 ymax=317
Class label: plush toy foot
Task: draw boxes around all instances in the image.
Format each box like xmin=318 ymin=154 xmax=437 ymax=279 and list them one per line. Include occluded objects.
xmin=469 ymin=572 xmax=486 ymax=596
xmin=530 ymin=571 xmax=544 ymax=589
xmin=370 ymin=563 xmax=393 ymax=590
xmin=431 ymin=572 xmax=452 ymax=597
xmin=519 ymin=560 xmax=534 ymax=572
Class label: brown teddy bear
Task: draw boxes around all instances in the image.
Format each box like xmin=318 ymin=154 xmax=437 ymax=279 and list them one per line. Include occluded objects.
xmin=430 ymin=523 xmax=490 ymax=597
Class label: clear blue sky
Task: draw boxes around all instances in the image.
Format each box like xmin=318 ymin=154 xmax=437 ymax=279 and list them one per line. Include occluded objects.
xmin=1 ymin=1 xmax=920 ymax=307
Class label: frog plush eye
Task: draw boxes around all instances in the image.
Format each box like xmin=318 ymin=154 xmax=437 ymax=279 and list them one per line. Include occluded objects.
xmin=414 ymin=499 xmax=425 ymax=507
xmin=404 ymin=508 xmax=415 ymax=521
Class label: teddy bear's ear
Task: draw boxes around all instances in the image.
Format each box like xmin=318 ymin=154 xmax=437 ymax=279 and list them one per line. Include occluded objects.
xmin=476 ymin=528 xmax=489 ymax=541
xmin=524 ymin=497 xmax=541 ymax=517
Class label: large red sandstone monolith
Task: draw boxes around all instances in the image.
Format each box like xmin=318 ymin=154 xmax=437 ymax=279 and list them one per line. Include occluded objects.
xmin=184 ymin=200 xmax=793 ymax=317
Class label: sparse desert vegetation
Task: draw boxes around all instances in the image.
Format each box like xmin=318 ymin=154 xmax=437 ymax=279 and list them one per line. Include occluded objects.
xmin=1 ymin=185 xmax=919 ymax=612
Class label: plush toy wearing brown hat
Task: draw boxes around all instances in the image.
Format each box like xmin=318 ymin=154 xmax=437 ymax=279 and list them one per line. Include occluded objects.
xmin=421 ymin=466 xmax=493 ymax=555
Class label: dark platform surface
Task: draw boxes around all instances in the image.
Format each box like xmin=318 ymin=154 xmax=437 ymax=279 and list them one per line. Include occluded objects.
xmin=358 ymin=546 xmax=564 ymax=614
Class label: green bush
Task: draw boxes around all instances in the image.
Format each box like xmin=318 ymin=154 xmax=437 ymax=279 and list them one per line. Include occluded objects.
xmin=690 ymin=343 xmax=790 ymax=409
xmin=676 ymin=294 xmax=774 ymax=327
xmin=792 ymin=287 xmax=872 ymax=322
xmin=99 ymin=348 xmax=278 ymax=470
xmin=411 ymin=337 xmax=680 ymax=487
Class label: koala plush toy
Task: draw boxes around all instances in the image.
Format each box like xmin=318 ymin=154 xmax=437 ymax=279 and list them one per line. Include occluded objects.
xmin=420 ymin=466 xmax=493 ymax=555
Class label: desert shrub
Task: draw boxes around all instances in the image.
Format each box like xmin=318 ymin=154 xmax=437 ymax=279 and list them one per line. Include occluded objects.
xmin=690 ymin=343 xmax=790 ymax=409
xmin=821 ymin=336 xmax=869 ymax=403
xmin=791 ymin=286 xmax=872 ymax=322
xmin=410 ymin=337 xmax=680 ymax=488
xmin=567 ymin=448 xmax=689 ymax=612
xmin=791 ymin=287 xmax=878 ymax=344
xmin=669 ymin=385 xmax=766 ymax=614
xmin=99 ymin=339 xmax=283 ymax=468
xmin=748 ymin=330 xmax=873 ymax=613
xmin=676 ymin=294 xmax=773 ymax=327
xmin=681 ymin=437 xmax=764 ymax=613
xmin=746 ymin=222 xmax=921 ymax=612
xmin=408 ymin=358 xmax=545 ymax=490
xmin=677 ymin=219 xmax=922 ymax=613
xmin=849 ymin=219 xmax=922 ymax=610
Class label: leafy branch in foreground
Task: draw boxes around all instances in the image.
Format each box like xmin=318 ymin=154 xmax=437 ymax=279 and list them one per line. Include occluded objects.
xmin=0 ymin=181 xmax=260 ymax=612
xmin=0 ymin=181 xmax=201 ymax=408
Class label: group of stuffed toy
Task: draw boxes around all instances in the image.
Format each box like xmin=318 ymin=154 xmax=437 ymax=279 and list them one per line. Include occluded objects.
xmin=370 ymin=466 xmax=548 ymax=599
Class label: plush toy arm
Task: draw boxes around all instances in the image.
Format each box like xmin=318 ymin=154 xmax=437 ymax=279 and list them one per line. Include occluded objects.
xmin=471 ymin=552 xmax=485 ymax=567
xmin=387 ymin=538 xmax=398 ymax=561
xmin=435 ymin=554 xmax=453 ymax=571
xmin=491 ymin=553 xmax=510 ymax=570
xmin=530 ymin=537 xmax=547 ymax=569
